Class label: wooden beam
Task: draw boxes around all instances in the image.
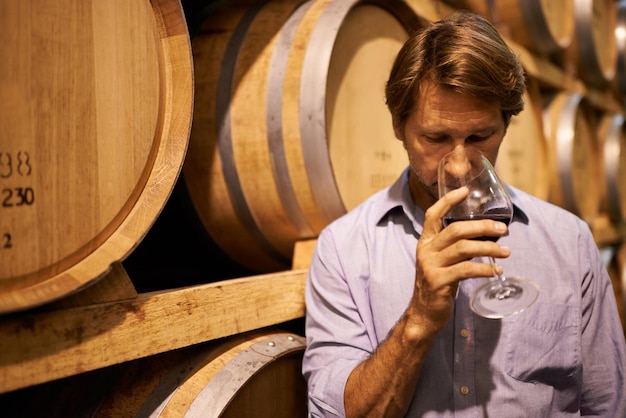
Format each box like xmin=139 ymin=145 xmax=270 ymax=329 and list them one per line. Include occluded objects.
xmin=0 ymin=269 xmax=306 ymax=394
xmin=291 ymin=239 xmax=317 ymax=270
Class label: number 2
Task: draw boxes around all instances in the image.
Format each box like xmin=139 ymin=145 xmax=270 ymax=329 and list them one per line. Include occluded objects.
xmin=1 ymin=233 xmax=11 ymax=249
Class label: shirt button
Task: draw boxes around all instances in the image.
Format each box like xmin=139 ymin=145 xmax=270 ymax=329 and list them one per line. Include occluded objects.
xmin=460 ymin=329 xmax=469 ymax=338
xmin=460 ymin=386 xmax=470 ymax=395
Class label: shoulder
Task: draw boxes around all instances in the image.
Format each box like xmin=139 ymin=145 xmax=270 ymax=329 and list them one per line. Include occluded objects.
xmin=322 ymin=186 xmax=402 ymax=238
xmin=504 ymin=188 xmax=597 ymax=257
xmin=509 ymin=186 xmax=589 ymax=232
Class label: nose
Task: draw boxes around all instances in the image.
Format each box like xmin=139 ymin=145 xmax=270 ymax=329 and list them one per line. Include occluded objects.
xmin=445 ymin=146 xmax=472 ymax=179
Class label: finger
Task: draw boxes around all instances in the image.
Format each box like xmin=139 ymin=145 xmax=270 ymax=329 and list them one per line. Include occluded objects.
xmin=444 ymin=259 xmax=505 ymax=281
xmin=422 ymin=187 xmax=469 ymax=239
xmin=424 ymin=258 xmax=506 ymax=290
xmin=439 ymin=239 xmax=511 ymax=265
xmin=419 ymin=237 xmax=510 ymax=279
xmin=434 ymin=219 xmax=508 ymax=250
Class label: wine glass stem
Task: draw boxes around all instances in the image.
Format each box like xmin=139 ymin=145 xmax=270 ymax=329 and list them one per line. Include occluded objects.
xmin=489 ymin=256 xmax=505 ymax=281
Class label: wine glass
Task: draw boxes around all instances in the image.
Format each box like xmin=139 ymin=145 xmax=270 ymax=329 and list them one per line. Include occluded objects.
xmin=437 ymin=146 xmax=539 ymax=318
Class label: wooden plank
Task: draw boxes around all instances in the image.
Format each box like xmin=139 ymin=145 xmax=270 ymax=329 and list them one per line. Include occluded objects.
xmin=507 ymin=39 xmax=579 ymax=91
xmin=291 ymin=239 xmax=317 ymax=270
xmin=0 ymin=269 xmax=306 ymax=394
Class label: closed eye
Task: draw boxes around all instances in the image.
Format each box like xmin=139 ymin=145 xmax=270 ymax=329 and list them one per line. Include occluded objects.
xmin=424 ymin=134 xmax=448 ymax=143
xmin=466 ymin=133 xmax=493 ymax=143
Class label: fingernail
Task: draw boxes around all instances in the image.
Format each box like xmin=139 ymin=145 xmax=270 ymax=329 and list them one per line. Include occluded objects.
xmin=499 ymin=245 xmax=511 ymax=255
xmin=494 ymin=222 xmax=507 ymax=231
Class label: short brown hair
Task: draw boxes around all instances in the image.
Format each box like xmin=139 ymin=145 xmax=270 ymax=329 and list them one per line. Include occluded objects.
xmin=385 ymin=11 xmax=525 ymax=132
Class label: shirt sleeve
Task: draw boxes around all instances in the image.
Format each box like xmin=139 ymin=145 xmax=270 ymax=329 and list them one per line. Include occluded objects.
xmin=578 ymin=221 xmax=626 ymax=416
xmin=302 ymin=226 xmax=375 ymax=417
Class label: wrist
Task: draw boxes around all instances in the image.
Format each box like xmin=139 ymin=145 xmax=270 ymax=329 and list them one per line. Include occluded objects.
xmin=399 ymin=304 xmax=441 ymax=349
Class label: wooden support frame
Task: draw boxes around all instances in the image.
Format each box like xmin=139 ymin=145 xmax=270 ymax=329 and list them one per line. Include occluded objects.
xmin=0 ymin=268 xmax=307 ymax=394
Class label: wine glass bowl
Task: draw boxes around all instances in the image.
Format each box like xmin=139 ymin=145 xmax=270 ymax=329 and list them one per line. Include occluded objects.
xmin=437 ymin=146 xmax=539 ymax=318
xmin=439 ymin=147 xmax=513 ymax=242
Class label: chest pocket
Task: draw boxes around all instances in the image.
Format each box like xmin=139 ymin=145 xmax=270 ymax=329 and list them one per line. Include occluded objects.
xmin=505 ymin=301 xmax=581 ymax=388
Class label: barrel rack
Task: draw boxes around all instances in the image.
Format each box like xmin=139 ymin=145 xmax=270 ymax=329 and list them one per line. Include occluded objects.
xmin=0 ymin=238 xmax=315 ymax=395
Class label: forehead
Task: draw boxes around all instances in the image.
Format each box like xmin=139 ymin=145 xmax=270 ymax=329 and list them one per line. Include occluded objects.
xmin=413 ymin=81 xmax=503 ymax=135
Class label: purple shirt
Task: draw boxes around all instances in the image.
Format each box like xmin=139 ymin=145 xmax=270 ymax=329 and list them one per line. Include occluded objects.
xmin=303 ymin=169 xmax=626 ymax=417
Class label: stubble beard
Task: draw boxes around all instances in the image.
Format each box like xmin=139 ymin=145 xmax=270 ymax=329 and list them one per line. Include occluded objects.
xmin=407 ymin=153 xmax=439 ymax=204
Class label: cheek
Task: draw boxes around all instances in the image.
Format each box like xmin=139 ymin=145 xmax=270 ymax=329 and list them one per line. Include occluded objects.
xmin=407 ymin=153 xmax=439 ymax=185
xmin=405 ymin=142 xmax=447 ymax=174
xmin=474 ymin=139 xmax=503 ymax=164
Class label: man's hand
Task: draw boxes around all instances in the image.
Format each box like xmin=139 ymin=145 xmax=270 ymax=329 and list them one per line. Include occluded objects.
xmin=412 ymin=187 xmax=511 ymax=329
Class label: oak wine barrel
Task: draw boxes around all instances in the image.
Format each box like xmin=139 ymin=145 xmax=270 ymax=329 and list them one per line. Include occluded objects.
xmin=94 ymin=330 xmax=307 ymax=417
xmin=443 ymin=0 xmax=574 ymax=55
xmin=542 ymin=92 xmax=601 ymax=222
xmin=0 ymin=0 xmax=193 ymax=313
xmin=598 ymin=113 xmax=626 ymax=223
xmin=184 ymin=0 xmax=419 ymax=272
xmin=496 ymin=80 xmax=550 ymax=200
xmin=615 ymin=0 xmax=626 ymax=107
xmin=571 ymin=0 xmax=618 ymax=87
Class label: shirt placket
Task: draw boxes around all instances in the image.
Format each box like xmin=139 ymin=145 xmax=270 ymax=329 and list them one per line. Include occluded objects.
xmin=453 ymin=289 xmax=477 ymax=414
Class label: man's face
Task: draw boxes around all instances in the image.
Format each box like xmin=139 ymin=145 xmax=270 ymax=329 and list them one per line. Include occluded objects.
xmin=394 ymin=81 xmax=506 ymax=211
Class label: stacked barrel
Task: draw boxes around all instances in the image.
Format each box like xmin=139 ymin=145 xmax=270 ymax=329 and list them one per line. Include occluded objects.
xmin=4 ymin=0 xmax=622 ymax=321
xmin=179 ymin=0 xmax=419 ymax=273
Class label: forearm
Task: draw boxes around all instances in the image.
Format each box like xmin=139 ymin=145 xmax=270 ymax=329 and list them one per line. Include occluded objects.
xmin=344 ymin=305 xmax=440 ymax=417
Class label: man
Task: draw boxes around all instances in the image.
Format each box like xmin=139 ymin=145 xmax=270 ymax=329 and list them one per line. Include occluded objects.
xmin=302 ymin=11 xmax=626 ymax=417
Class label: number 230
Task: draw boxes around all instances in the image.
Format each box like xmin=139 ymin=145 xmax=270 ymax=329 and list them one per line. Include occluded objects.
xmin=2 ymin=187 xmax=35 ymax=207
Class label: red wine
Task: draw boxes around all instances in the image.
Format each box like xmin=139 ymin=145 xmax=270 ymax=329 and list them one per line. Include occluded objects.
xmin=443 ymin=209 xmax=511 ymax=242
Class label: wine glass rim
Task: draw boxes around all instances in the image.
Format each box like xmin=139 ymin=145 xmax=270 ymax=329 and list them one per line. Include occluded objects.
xmin=437 ymin=146 xmax=512 ymax=212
